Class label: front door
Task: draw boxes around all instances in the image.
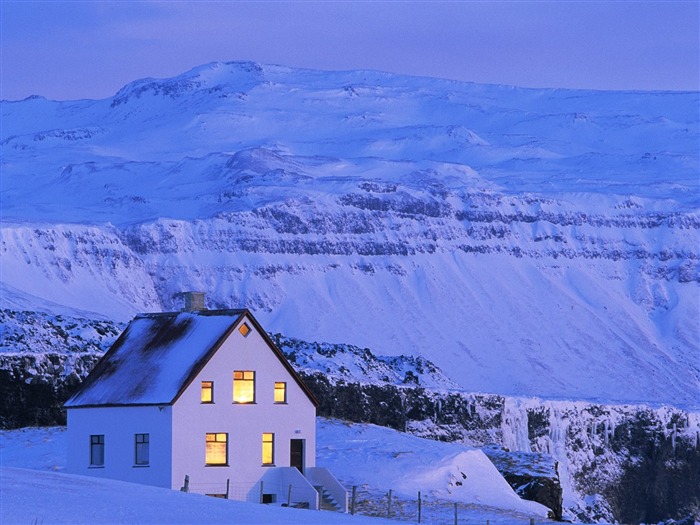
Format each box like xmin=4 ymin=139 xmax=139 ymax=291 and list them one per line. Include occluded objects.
xmin=290 ymin=439 xmax=304 ymax=474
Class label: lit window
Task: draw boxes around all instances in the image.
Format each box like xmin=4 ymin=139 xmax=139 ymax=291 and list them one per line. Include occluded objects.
xmin=135 ymin=434 xmax=149 ymax=466
xmin=262 ymin=433 xmax=274 ymax=465
xmin=90 ymin=434 xmax=104 ymax=466
xmin=201 ymin=381 xmax=213 ymax=403
xmin=233 ymin=371 xmax=255 ymax=403
xmin=205 ymin=433 xmax=228 ymax=465
xmin=274 ymin=382 xmax=287 ymax=404
xmin=239 ymin=323 xmax=251 ymax=337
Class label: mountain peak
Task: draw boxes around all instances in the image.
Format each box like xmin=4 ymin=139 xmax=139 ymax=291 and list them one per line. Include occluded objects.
xmin=110 ymin=60 xmax=267 ymax=107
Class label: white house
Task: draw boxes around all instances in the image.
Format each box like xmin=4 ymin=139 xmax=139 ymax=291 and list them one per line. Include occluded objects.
xmin=65 ymin=296 xmax=347 ymax=511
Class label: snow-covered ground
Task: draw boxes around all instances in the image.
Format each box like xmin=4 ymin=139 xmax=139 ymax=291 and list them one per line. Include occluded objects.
xmin=1 ymin=467 xmax=395 ymax=525
xmin=0 ymin=420 xmax=552 ymax=525
xmin=316 ymin=419 xmax=550 ymax=518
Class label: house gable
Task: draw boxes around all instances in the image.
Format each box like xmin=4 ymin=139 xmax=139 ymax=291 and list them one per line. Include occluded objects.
xmin=189 ymin=312 xmax=318 ymax=407
xmin=65 ymin=309 xmax=317 ymax=409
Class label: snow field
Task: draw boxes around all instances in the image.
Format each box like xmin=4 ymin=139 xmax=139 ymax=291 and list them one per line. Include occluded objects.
xmin=0 ymin=420 xmax=553 ymax=525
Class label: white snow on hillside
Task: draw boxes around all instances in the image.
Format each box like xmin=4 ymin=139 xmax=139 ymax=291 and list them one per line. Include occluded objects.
xmin=1 ymin=61 xmax=698 ymax=409
xmin=0 ymin=421 xmax=552 ymax=525
xmin=316 ymin=419 xmax=549 ymax=516
xmin=1 ymin=467 xmax=394 ymax=525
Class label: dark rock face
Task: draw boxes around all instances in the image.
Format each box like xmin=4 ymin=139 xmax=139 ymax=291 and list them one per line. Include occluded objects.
xmin=0 ymin=353 xmax=101 ymax=428
xmin=482 ymin=445 xmax=563 ymax=520
xmin=505 ymin=474 xmax=563 ymax=520
xmin=525 ymin=403 xmax=700 ymax=523
xmin=298 ymin=371 xmax=504 ymax=445
xmin=603 ymin=411 xmax=700 ymax=523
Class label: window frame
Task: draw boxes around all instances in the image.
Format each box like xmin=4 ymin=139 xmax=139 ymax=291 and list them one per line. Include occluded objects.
xmin=262 ymin=432 xmax=275 ymax=466
xmin=90 ymin=434 xmax=104 ymax=467
xmin=205 ymin=433 xmax=229 ymax=466
xmin=201 ymin=380 xmax=214 ymax=403
xmin=274 ymin=382 xmax=287 ymax=404
xmin=134 ymin=433 xmax=150 ymax=466
xmin=233 ymin=370 xmax=256 ymax=404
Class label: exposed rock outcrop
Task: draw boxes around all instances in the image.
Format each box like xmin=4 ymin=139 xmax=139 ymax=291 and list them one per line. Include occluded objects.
xmin=0 ymin=352 xmax=102 ymax=428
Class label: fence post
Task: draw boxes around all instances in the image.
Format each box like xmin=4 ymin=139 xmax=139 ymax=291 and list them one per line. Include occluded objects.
xmin=418 ymin=491 xmax=422 ymax=523
xmin=388 ymin=489 xmax=393 ymax=518
xmin=259 ymin=481 xmax=264 ymax=504
xmin=530 ymin=519 xmax=535 ymax=525
xmin=351 ymin=486 xmax=357 ymax=515
xmin=287 ymin=484 xmax=292 ymax=507
xmin=180 ymin=475 xmax=189 ymax=493
xmin=454 ymin=502 xmax=458 ymax=525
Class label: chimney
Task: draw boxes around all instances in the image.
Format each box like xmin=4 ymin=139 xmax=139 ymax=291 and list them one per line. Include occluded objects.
xmin=183 ymin=292 xmax=206 ymax=312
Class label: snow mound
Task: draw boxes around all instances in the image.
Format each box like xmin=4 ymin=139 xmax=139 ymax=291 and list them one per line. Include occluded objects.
xmin=317 ymin=419 xmax=550 ymax=517
xmin=394 ymin=449 xmax=549 ymax=516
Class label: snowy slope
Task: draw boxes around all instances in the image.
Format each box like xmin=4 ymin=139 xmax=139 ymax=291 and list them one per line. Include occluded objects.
xmin=1 ymin=61 xmax=698 ymax=408
xmin=316 ymin=419 xmax=549 ymax=517
xmin=0 ymin=422 xmax=551 ymax=525
xmin=1 ymin=467 xmax=397 ymax=525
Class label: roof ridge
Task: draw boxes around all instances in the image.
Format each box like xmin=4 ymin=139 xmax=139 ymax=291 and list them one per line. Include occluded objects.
xmin=136 ymin=308 xmax=248 ymax=318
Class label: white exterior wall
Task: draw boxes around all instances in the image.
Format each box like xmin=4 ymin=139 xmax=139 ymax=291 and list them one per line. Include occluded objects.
xmin=171 ymin=315 xmax=317 ymax=496
xmin=66 ymin=405 xmax=172 ymax=488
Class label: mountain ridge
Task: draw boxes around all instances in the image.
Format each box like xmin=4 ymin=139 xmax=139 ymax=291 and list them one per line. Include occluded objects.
xmin=1 ymin=61 xmax=698 ymax=409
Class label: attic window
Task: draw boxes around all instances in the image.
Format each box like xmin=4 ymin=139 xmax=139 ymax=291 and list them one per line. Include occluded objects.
xmin=239 ymin=323 xmax=251 ymax=337
xmin=205 ymin=433 xmax=228 ymax=466
xmin=233 ymin=370 xmax=255 ymax=403
xmin=201 ymin=381 xmax=214 ymax=403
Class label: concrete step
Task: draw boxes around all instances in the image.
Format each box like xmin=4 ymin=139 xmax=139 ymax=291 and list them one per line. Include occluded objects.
xmin=314 ymin=485 xmax=341 ymax=511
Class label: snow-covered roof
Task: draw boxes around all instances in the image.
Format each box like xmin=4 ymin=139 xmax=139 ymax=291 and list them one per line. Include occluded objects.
xmin=65 ymin=309 xmax=317 ymax=408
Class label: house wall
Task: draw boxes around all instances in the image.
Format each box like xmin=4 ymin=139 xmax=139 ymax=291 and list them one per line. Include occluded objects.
xmin=66 ymin=405 xmax=173 ymax=488
xmin=171 ymin=315 xmax=317 ymax=496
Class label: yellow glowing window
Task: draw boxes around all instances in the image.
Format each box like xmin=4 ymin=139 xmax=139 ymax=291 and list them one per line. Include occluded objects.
xmin=274 ymin=382 xmax=287 ymax=404
xmin=262 ymin=433 xmax=274 ymax=465
xmin=205 ymin=433 xmax=228 ymax=465
xmin=201 ymin=381 xmax=213 ymax=403
xmin=233 ymin=371 xmax=255 ymax=403
xmin=239 ymin=323 xmax=251 ymax=337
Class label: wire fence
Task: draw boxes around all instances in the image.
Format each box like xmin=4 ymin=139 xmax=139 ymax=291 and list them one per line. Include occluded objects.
xmin=349 ymin=484 xmax=548 ymax=525
xmin=180 ymin=476 xmax=549 ymax=525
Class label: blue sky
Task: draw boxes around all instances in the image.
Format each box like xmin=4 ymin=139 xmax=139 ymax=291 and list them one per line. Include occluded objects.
xmin=1 ymin=0 xmax=698 ymax=101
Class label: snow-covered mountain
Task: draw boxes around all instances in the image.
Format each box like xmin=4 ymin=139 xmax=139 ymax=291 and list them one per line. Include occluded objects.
xmin=1 ymin=61 xmax=698 ymax=409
